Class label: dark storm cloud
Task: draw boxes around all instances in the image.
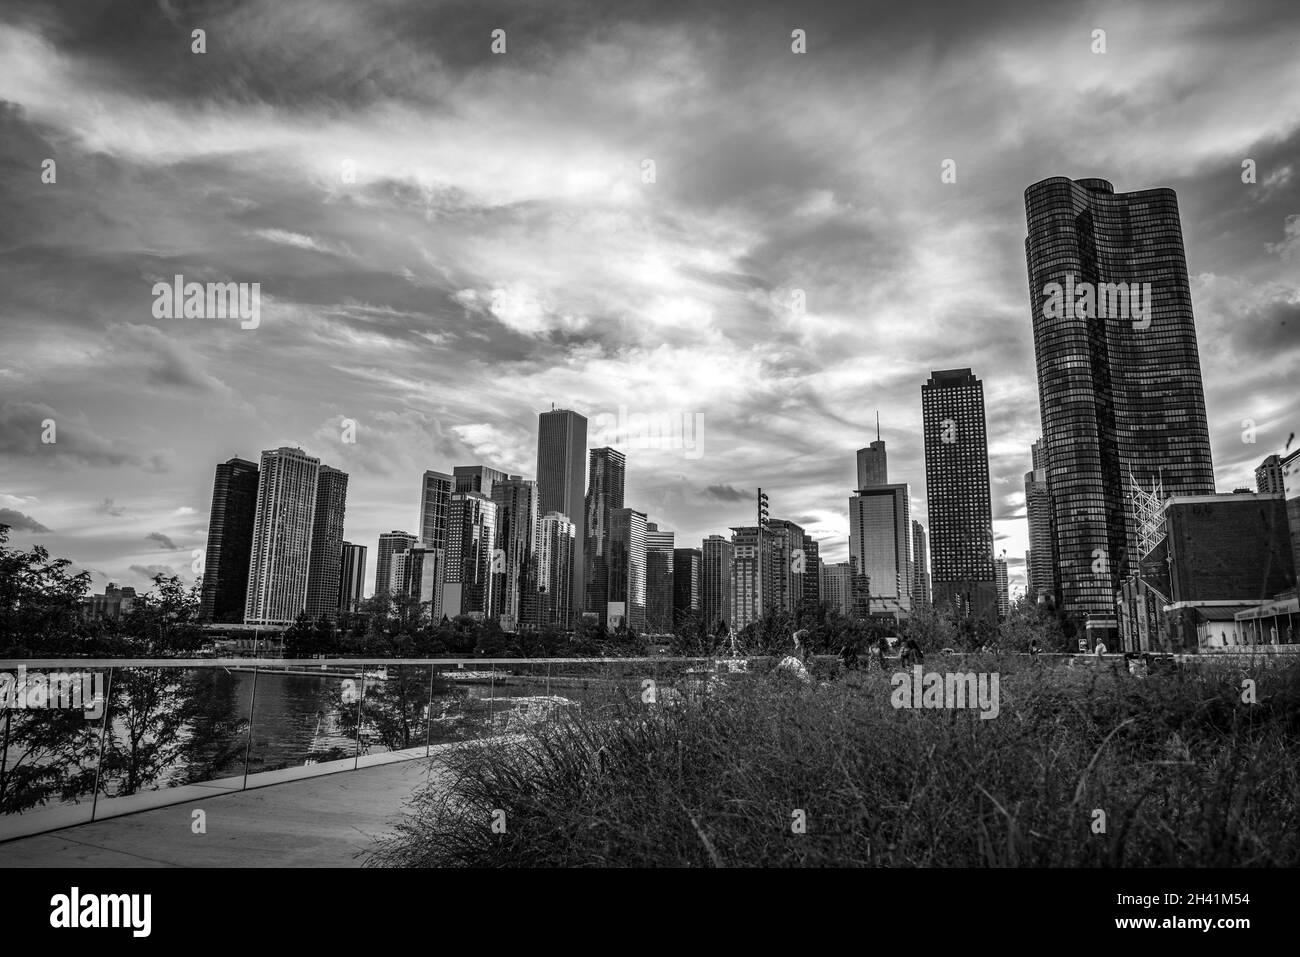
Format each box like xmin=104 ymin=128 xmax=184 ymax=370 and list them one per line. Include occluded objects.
xmin=0 ymin=508 xmax=49 ymax=532
xmin=146 ymin=531 xmax=180 ymax=550
xmin=705 ymin=484 xmax=748 ymax=502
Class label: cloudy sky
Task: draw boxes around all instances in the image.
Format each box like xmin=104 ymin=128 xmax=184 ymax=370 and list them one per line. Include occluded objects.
xmin=1 ymin=0 xmax=1297 ymax=599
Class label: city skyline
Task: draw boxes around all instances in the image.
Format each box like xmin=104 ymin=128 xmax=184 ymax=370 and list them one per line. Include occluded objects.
xmin=3 ymin=1 xmax=1298 ymax=601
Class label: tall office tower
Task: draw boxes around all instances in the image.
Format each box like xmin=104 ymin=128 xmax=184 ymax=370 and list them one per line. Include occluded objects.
xmin=672 ymin=547 xmax=702 ymax=626
xmin=536 ymin=511 xmax=576 ymax=627
xmin=729 ymin=525 xmax=778 ymax=630
xmin=922 ymin=369 xmax=996 ymax=620
xmin=443 ymin=492 xmax=497 ymax=618
xmin=701 ymin=534 xmax=734 ymax=630
xmin=764 ymin=519 xmax=807 ymax=614
xmin=583 ymin=447 xmax=626 ymax=623
xmin=857 ymin=418 xmax=889 ymax=489
xmin=375 ymin=530 xmax=417 ymax=596
xmin=337 ymin=542 xmax=366 ymax=614
xmin=199 ymin=457 xmax=259 ymax=622
xmin=491 ymin=475 xmax=539 ymax=627
xmin=1025 ymin=177 xmax=1215 ymax=634
xmin=453 ymin=464 xmax=508 ymax=496
xmin=911 ymin=520 xmax=931 ymax=606
xmin=390 ymin=549 xmax=410 ymax=598
xmin=305 ymin=465 xmax=349 ymax=621
xmin=1025 ymin=438 xmax=1058 ymax=606
xmin=419 ymin=470 xmax=454 ymax=549
xmin=994 ymin=557 xmax=1010 ymax=619
xmin=1256 ymin=454 xmax=1284 ymax=495
xmin=537 ymin=408 xmax=588 ymax=621
xmin=402 ymin=544 xmax=445 ymax=621
xmin=848 ymin=435 xmax=912 ymax=619
xmin=820 ymin=561 xmax=853 ymax=616
xmin=644 ymin=522 xmax=676 ymax=633
xmin=801 ymin=534 xmax=821 ymax=606
xmin=606 ymin=507 xmax=647 ymax=632
xmin=244 ymin=447 xmax=321 ymax=625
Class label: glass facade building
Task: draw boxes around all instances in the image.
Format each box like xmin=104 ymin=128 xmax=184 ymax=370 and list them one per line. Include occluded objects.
xmin=1024 ymin=177 xmax=1214 ymax=630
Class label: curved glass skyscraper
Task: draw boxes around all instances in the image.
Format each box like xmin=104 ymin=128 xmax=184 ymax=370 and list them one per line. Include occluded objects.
xmin=1024 ymin=177 xmax=1214 ymax=634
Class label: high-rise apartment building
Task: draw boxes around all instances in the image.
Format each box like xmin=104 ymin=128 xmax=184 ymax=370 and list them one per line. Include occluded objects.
xmin=245 ymin=447 xmax=321 ymax=625
xmin=375 ymin=530 xmax=417 ymax=597
xmin=701 ymin=534 xmax=733 ymax=630
xmin=911 ymin=520 xmax=930 ymax=606
xmin=1025 ymin=177 xmax=1215 ymax=635
xmin=995 ymin=556 xmax=1010 ymax=619
xmin=672 ymin=547 xmax=702 ymax=626
xmin=1025 ymin=438 xmax=1058 ymax=606
xmin=453 ymin=464 xmax=508 ymax=496
xmin=820 ymin=561 xmax=853 ymax=616
xmin=537 ymin=409 xmax=588 ymax=620
xmin=418 ymin=470 xmax=454 ymax=549
xmin=729 ymin=525 xmax=777 ymax=630
xmin=305 ymin=465 xmax=349 ymax=621
xmin=583 ymin=447 xmax=626 ymax=623
xmin=922 ymin=369 xmax=996 ymax=620
xmin=443 ymin=492 xmax=497 ymax=619
xmin=402 ymin=544 xmax=445 ymax=621
xmin=1256 ymin=454 xmax=1284 ymax=495
xmin=537 ymin=511 xmax=576 ymax=627
xmin=491 ymin=475 xmax=539 ymax=628
xmin=606 ymin=507 xmax=647 ymax=632
xmin=337 ymin=541 xmax=366 ymax=614
xmin=801 ymin=533 xmax=821 ymax=606
xmin=199 ymin=456 xmax=259 ymax=623
xmin=847 ymin=435 xmax=912 ymax=619
xmin=644 ymin=522 xmax=676 ymax=634
xmin=764 ymin=519 xmax=806 ymax=615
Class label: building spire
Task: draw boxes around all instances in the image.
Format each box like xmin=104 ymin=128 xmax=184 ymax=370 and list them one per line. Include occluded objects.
xmin=876 ymin=410 xmax=880 ymax=442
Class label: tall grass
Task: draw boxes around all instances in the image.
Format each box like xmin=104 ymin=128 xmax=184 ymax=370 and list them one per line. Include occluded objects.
xmin=368 ymin=655 xmax=1300 ymax=867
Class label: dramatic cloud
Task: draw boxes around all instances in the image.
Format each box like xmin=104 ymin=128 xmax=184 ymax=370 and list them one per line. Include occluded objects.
xmin=0 ymin=507 xmax=49 ymax=532
xmin=146 ymin=531 xmax=180 ymax=550
xmin=1 ymin=0 xmax=1297 ymax=597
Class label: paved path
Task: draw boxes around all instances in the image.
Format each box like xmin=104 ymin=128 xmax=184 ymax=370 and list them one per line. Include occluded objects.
xmin=0 ymin=758 xmax=443 ymax=868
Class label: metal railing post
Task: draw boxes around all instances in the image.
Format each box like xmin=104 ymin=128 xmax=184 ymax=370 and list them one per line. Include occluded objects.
xmin=354 ymin=664 xmax=366 ymax=770
xmin=242 ymin=666 xmax=259 ymax=791
xmin=425 ymin=664 xmax=435 ymax=758
xmin=90 ymin=667 xmax=114 ymax=822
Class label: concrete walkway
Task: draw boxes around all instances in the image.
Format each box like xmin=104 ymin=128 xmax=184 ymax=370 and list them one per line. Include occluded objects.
xmin=0 ymin=757 xmax=444 ymax=868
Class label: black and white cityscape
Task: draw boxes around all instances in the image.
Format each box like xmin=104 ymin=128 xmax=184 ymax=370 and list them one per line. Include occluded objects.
xmin=1 ymin=0 xmax=1298 ymax=907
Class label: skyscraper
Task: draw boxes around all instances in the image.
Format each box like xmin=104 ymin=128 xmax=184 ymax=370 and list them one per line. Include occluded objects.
xmin=305 ymin=465 xmax=349 ymax=621
xmin=701 ymin=534 xmax=733 ymax=630
xmin=453 ymin=464 xmax=508 ymax=496
xmin=765 ymin=519 xmax=807 ymax=615
xmin=801 ymin=533 xmax=821 ymax=606
xmin=419 ymin=470 xmax=454 ymax=549
xmin=536 ymin=511 xmax=576 ymax=627
xmin=1025 ymin=176 xmax=1215 ymax=635
xmin=672 ymin=547 xmax=701 ymax=626
xmin=443 ymin=492 xmax=497 ymax=619
xmin=375 ymin=530 xmax=417 ymax=597
xmin=537 ymin=409 xmax=588 ymax=620
xmin=856 ymin=430 xmax=888 ymax=488
xmin=644 ymin=522 xmax=676 ymax=633
xmin=922 ymin=369 xmax=996 ymax=620
xmin=820 ymin=561 xmax=853 ymax=616
xmin=911 ymin=520 xmax=930 ymax=606
xmin=402 ymin=543 xmax=445 ymax=621
xmin=606 ymin=507 xmax=647 ymax=632
xmin=199 ymin=456 xmax=259 ymax=623
xmin=1025 ymin=438 xmax=1058 ymax=606
xmin=337 ymin=541 xmax=366 ymax=614
xmin=583 ymin=447 xmax=626 ymax=623
xmin=995 ymin=556 xmax=1010 ymax=619
xmin=729 ymin=525 xmax=777 ymax=630
xmin=245 ymin=447 xmax=321 ymax=626
xmin=848 ymin=435 xmax=912 ymax=619
xmin=491 ymin=475 xmax=539 ymax=628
